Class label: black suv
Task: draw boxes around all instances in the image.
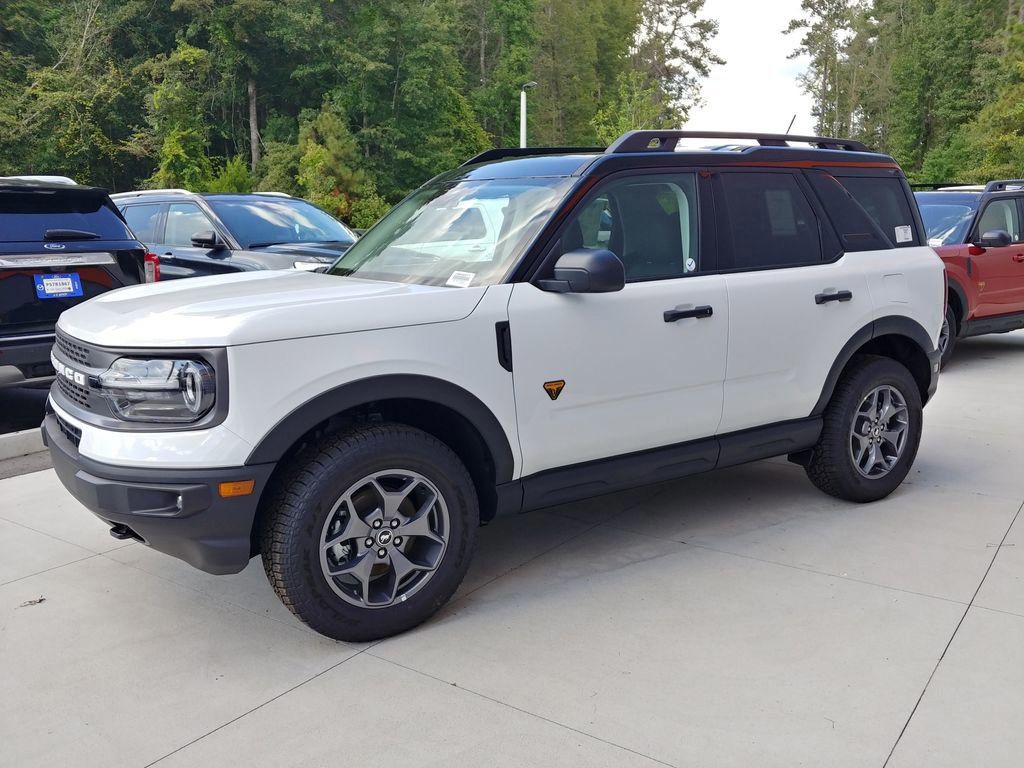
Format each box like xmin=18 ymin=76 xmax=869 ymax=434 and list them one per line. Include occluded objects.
xmin=0 ymin=179 xmax=146 ymax=385
xmin=111 ymin=190 xmax=357 ymax=279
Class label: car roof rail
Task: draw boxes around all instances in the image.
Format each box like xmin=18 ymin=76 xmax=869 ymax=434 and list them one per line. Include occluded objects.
xmin=252 ymin=191 xmax=292 ymax=197
xmin=910 ymin=182 xmax=969 ymax=190
xmin=110 ymin=189 xmax=191 ymax=199
xmin=605 ymin=130 xmax=870 ymax=154
xmin=462 ymin=146 xmax=605 ymax=166
xmin=983 ymin=179 xmax=1024 ymax=193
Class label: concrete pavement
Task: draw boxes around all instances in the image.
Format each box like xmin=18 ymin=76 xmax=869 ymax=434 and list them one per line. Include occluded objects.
xmin=2 ymin=333 xmax=1023 ymax=767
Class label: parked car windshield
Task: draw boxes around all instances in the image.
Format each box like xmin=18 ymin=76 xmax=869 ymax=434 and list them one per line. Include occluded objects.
xmin=915 ymin=191 xmax=980 ymax=246
xmin=328 ymin=177 xmax=574 ymax=287
xmin=206 ymin=197 xmax=356 ymax=248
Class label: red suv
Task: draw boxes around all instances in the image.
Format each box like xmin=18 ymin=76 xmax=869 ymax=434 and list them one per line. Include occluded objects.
xmin=915 ymin=180 xmax=1024 ymax=365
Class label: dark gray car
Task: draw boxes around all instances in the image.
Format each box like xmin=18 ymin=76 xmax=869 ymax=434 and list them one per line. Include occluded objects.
xmin=111 ymin=190 xmax=357 ymax=279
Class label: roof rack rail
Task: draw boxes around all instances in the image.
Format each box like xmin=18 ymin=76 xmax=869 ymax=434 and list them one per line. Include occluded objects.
xmin=984 ymin=179 xmax=1024 ymax=193
xmin=109 ymin=189 xmax=190 ymax=198
xmin=605 ymin=130 xmax=870 ymax=154
xmin=462 ymin=146 xmax=604 ymax=166
xmin=910 ymin=182 xmax=969 ymax=190
xmin=253 ymin=191 xmax=292 ymax=197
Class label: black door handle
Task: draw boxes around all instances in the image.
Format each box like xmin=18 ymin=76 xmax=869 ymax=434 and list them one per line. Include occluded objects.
xmin=664 ymin=305 xmax=713 ymax=322
xmin=815 ymin=290 xmax=853 ymax=305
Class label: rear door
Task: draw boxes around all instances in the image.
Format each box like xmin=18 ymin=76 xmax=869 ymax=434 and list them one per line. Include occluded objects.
xmin=969 ymin=196 xmax=1024 ymax=317
xmin=0 ymin=186 xmax=143 ymax=337
xmin=155 ymin=202 xmax=241 ymax=279
xmin=714 ymin=169 xmax=872 ymax=433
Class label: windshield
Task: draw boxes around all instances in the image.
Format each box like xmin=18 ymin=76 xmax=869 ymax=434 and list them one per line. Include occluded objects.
xmin=206 ymin=197 xmax=355 ymax=248
xmin=915 ymin=192 xmax=979 ymax=246
xmin=328 ymin=177 xmax=574 ymax=287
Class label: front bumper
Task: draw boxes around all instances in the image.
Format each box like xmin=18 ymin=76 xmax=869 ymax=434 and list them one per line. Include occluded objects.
xmin=42 ymin=411 xmax=276 ymax=574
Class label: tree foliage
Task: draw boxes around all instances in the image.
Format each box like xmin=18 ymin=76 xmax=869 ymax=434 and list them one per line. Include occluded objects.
xmin=0 ymin=0 xmax=722 ymax=219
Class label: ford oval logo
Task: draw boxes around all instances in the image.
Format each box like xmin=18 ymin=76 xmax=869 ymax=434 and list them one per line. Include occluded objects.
xmin=43 ymin=243 xmax=66 ymax=250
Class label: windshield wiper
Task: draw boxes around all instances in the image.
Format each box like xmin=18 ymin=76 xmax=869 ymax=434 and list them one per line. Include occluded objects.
xmin=44 ymin=228 xmax=100 ymax=240
xmin=247 ymin=241 xmax=290 ymax=248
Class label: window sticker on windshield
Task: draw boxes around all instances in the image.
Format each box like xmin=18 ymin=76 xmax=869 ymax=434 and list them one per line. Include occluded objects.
xmin=895 ymin=225 xmax=913 ymax=243
xmin=446 ymin=271 xmax=475 ymax=288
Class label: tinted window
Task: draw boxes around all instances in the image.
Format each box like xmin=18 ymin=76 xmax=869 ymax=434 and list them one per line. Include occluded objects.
xmin=976 ymin=199 xmax=1022 ymax=242
xmin=121 ymin=204 xmax=161 ymax=243
xmin=206 ymin=198 xmax=355 ymax=248
xmin=561 ymin=173 xmax=699 ymax=281
xmin=0 ymin=189 xmax=132 ymax=242
xmin=807 ymin=171 xmax=890 ymax=253
xmin=718 ymin=172 xmax=821 ymax=269
xmin=836 ymin=176 xmax=918 ymax=247
xmin=165 ymin=203 xmax=215 ymax=247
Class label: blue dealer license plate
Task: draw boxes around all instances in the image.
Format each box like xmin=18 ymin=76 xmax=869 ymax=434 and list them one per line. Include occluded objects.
xmin=35 ymin=273 xmax=83 ymax=300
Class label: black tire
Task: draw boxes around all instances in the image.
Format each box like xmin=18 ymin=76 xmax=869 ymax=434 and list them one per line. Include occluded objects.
xmin=261 ymin=423 xmax=478 ymax=642
xmin=804 ymin=355 xmax=923 ymax=503
xmin=939 ymin=304 xmax=957 ymax=369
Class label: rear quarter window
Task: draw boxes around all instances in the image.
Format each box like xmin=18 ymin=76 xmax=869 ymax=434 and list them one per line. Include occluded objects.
xmin=834 ymin=176 xmax=920 ymax=248
xmin=0 ymin=190 xmax=133 ymax=242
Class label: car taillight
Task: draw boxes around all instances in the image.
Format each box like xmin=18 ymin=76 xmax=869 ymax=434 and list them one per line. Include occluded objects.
xmin=144 ymin=252 xmax=160 ymax=283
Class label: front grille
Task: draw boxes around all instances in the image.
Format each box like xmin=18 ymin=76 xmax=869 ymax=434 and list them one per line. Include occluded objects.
xmin=56 ymin=374 xmax=92 ymax=408
xmin=55 ymin=330 xmax=90 ymax=365
xmin=55 ymin=413 xmax=82 ymax=448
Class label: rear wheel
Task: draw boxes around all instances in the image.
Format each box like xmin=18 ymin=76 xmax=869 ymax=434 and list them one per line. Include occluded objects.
xmin=805 ymin=355 xmax=923 ymax=502
xmin=938 ymin=304 xmax=956 ymax=368
xmin=261 ymin=423 xmax=478 ymax=641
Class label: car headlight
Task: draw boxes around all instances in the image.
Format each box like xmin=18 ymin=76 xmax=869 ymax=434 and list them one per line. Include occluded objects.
xmin=97 ymin=358 xmax=216 ymax=423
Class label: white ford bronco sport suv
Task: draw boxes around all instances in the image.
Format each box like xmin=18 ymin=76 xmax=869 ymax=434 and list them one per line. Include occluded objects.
xmin=43 ymin=131 xmax=944 ymax=641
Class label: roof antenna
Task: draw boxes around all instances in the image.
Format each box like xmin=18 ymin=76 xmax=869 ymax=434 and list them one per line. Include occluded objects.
xmin=785 ymin=114 xmax=797 ymax=134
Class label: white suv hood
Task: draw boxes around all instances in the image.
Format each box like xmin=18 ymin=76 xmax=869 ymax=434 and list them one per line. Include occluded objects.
xmin=57 ymin=270 xmax=487 ymax=347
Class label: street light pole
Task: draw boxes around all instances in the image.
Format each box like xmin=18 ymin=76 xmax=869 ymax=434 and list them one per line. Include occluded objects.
xmin=520 ymin=81 xmax=537 ymax=148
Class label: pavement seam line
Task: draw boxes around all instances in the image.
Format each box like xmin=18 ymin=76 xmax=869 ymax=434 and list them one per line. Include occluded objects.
xmin=448 ymin=487 xmax=666 ymax=607
xmin=595 ymin=518 xmax=972 ymax=607
xmin=0 ymin=551 xmax=102 ymax=587
xmin=142 ymin=647 xmax=371 ymax=767
xmin=97 ymin=550 xmax=327 ymax=640
xmin=367 ymin=651 xmax=678 ymax=768
xmin=0 ymin=512 xmax=105 ymax=553
xmin=881 ymin=498 xmax=1024 ymax=768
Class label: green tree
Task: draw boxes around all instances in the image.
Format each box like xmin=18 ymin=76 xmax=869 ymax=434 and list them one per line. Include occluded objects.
xmin=591 ymin=70 xmax=679 ymax=143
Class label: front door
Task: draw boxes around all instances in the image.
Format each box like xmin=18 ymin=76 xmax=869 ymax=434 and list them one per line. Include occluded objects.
xmin=508 ymin=171 xmax=728 ymax=477
xmin=971 ymin=197 xmax=1024 ymax=317
xmin=156 ymin=202 xmax=238 ymax=279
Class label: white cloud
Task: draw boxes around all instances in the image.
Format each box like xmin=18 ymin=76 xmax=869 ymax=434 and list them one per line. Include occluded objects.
xmin=686 ymin=0 xmax=816 ymax=136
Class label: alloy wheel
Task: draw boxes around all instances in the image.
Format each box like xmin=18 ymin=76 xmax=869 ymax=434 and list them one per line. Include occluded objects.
xmin=319 ymin=469 xmax=449 ymax=608
xmin=848 ymin=385 xmax=910 ymax=479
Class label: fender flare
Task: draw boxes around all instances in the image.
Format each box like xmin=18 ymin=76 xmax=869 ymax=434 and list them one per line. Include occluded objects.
xmin=245 ymin=374 xmax=515 ymax=483
xmin=811 ymin=316 xmax=936 ymax=416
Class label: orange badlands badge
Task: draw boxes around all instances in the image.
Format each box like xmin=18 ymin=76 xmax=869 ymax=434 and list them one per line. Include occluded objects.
xmin=543 ymin=380 xmax=565 ymax=401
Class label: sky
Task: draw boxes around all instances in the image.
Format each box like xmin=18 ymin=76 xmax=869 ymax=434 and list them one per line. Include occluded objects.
xmin=686 ymin=0 xmax=816 ymax=136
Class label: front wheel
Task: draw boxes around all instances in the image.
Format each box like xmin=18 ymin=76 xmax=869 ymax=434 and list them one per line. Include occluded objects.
xmin=261 ymin=423 xmax=478 ymax=641
xmin=805 ymin=355 xmax=923 ymax=503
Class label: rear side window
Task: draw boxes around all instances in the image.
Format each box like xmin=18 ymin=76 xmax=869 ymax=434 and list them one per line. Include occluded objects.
xmin=0 ymin=190 xmax=132 ymax=242
xmin=835 ymin=176 xmax=919 ymax=247
xmin=121 ymin=204 xmax=161 ymax=243
xmin=716 ymin=172 xmax=822 ymax=270
xmin=806 ymin=172 xmax=892 ymax=252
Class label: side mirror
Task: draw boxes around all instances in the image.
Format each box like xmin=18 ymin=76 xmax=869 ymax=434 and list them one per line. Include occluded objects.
xmin=538 ymin=248 xmax=625 ymax=294
xmin=973 ymin=229 xmax=1011 ymax=249
xmin=191 ymin=230 xmax=225 ymax=250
